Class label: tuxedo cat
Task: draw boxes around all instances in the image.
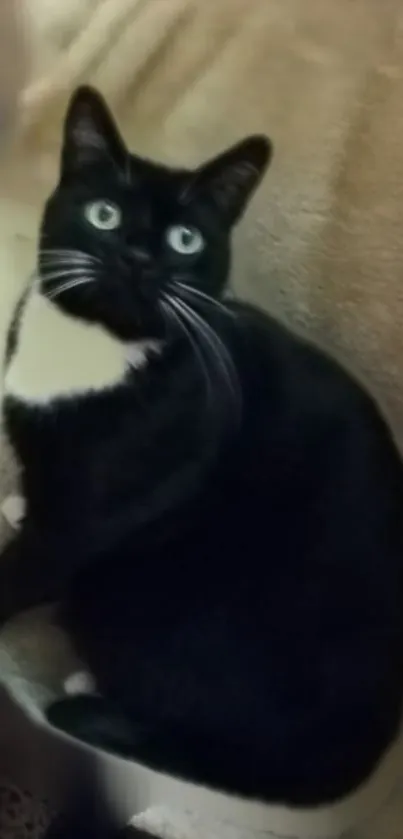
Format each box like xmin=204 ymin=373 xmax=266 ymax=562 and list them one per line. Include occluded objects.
xmin=2 ymin=86 xmax=403 ymax=809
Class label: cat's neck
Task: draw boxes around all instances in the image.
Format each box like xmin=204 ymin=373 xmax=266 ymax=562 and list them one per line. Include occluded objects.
xmin=4 ymin=285 xmax=159 ymax=405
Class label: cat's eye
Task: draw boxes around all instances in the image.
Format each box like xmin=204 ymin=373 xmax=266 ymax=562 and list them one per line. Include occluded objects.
xmin=84 ymin=200 xmax=122 ymax=231
xmin=166 ymin=225 xmax=204 ymax=256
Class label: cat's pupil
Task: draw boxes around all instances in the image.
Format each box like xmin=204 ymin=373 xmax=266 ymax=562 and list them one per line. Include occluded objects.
xmin=99 ymin=205 xmax=113 ymax=222
xmin=181 ymin=230 xmax=193 ymax=246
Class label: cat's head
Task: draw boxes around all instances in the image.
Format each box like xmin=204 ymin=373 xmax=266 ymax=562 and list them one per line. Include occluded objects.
xmin=39 ymin=86 xmax=271 ymax=342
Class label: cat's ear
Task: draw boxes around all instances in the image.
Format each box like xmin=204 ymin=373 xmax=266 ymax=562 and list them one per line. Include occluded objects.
xmin=189 ymin=136 xmax=272 ymax=225
xmin=61 ymin=86 xmax=127 ymax=178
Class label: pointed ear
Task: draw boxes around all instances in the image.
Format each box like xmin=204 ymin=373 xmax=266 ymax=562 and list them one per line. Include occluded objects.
xmin=189 ymin=136 xmax=272 ymax=225
xmin=61 ymin=86 xmax=127 ymax=179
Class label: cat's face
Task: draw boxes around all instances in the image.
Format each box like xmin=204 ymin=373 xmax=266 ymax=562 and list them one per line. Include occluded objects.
xmin=39 ymin=87 xmax=271 ymax=342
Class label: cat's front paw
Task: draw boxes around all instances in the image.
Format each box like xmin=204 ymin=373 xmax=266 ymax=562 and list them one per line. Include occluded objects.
xmin=1 ymin=494 xmax=25 ymax=530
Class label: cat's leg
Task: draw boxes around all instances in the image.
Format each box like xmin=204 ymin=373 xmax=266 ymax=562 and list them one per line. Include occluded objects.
xmin=46 ymin=695 xmax=148 ymax=756
xmin=0 ymin=523 xmax=81 ymax=624
xmin=0 ymin=529 xmax=44 ymax=622
xmin=46 ymin=671 xmax=145 ymax=753
xmin=64 ymin=670 xmax=97 ymax=697
xmin=1 ymin=493 xmax=25 ymax=529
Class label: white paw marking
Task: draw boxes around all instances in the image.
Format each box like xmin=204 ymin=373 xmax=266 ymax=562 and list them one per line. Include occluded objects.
xmin=1 ymin=494 xmax=25 ymax=530
xmin=125 ymin=340 xmax=160 ymax=370
xmin=64 ymin=670 xmax=96 ymax=696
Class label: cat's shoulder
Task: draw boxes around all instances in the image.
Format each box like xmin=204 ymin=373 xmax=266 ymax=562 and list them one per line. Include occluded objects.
xmin=228 ymin=299 xmax=347 ymax=382
xmin=228 ymin=300 xmax=393 ymax=437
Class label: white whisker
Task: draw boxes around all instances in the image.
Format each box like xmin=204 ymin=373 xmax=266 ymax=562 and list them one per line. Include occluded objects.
xmin=171 ymin=281 xmax=237 ymax=320
xmin=160 ymin=297 xmax=214 ymax=406
xmin=40 ymin=256 xmax=97 ymax=267
xmin=47 ymin=276 xmax=96 ymax=300
xmin=172 ymin=296 xmax=240 ymax=404
xmin=40 ymin=252 xmax=95 ymax=260
xmin=39 ymin=248 xmax=102 ymax=264
xmin=163 ymin=293 xmax=242 ymax=425
xmin=40 ymin=268 xmax=97 ymax=285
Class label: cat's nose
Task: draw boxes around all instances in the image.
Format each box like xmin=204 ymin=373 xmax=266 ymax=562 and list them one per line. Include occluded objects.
xmin=129 ymin=246 xmax=152 ymax=264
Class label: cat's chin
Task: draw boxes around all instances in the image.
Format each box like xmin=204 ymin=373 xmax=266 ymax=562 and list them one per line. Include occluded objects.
xmin=50 ymin=296 xmax=167 ymax=347
xmin=124 ymin=340 xmax=162 ymax=370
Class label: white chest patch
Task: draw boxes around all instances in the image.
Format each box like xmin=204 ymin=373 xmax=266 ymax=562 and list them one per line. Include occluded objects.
xmin=4 ymin=287 xmax=157 ymax=405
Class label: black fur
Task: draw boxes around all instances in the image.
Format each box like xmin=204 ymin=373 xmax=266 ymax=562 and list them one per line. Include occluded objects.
xmin=2 ymin=87 xmax=403 ymax=808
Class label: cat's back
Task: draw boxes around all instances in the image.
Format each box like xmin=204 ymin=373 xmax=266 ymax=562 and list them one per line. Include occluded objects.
xmin=230 ymin=300 xmax=383 ymax=416
xmin=227 ymin=300 xmax=402 ymax=488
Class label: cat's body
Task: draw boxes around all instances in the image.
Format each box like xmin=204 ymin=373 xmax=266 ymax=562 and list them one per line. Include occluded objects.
xmin=2 ymin=87 xmax=403 ymax=809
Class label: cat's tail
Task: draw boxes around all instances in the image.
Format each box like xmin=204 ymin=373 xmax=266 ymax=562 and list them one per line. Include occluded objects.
xmin=46 ymin=694 xmax=145 ymax=758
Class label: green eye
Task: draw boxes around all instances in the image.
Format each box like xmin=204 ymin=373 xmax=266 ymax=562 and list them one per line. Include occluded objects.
xmin=166 ymin=225 xmax=204 ymax=255
xmin=84 ymin=200 xmax=121 ymax=231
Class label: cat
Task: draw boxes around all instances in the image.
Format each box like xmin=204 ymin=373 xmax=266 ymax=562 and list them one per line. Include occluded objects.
xmin=1 ymin=85 xmax=403 ymax=809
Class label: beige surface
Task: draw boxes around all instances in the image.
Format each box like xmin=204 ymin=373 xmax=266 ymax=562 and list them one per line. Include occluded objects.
xmin=1 ymin=1 xmax=403 ymax=837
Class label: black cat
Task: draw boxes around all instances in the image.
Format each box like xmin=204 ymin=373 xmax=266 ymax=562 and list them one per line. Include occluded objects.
xmin=2 ymin=86 xmax=403 ymax=808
